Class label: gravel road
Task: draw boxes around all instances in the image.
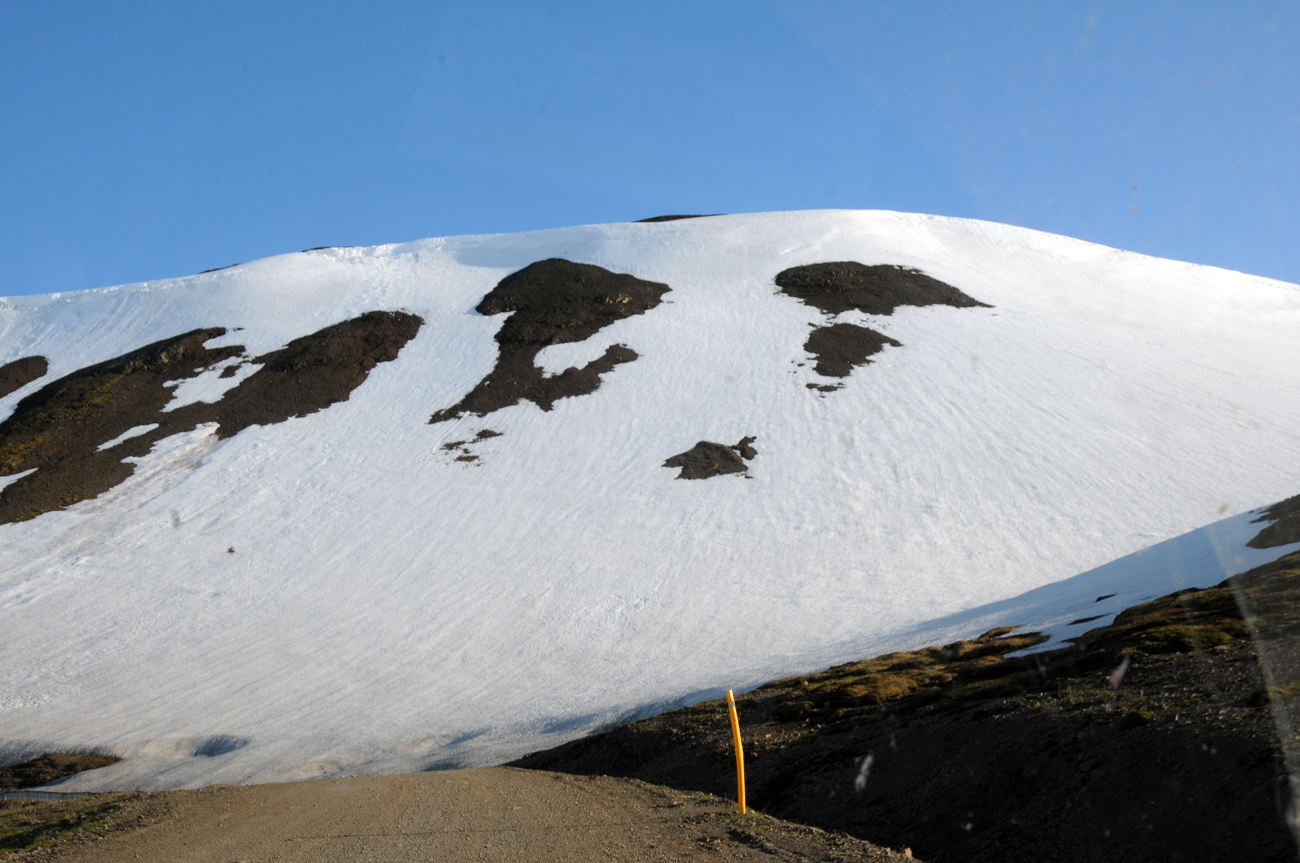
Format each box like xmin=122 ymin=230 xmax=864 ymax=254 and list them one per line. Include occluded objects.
xmin=23 ymin=767 xmax=913 ymax=862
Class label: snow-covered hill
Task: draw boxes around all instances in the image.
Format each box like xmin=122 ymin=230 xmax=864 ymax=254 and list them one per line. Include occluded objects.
xmin=1 ymin=210 xmax=1297 ymax=791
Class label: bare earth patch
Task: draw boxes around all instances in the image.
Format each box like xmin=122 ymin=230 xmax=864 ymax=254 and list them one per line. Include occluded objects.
xmin=514 ymin=550 xmax=1300 ymax=863
xmin=7 ymin=769 xmax=916 ymax=863
xmin=1250 ymin=494 xmax=1300 ymax=549
xmin=634 ymin=215 xmax=723 ymax=223
xmin=431 ymin=259 xmax=669 ymax=423
xmin=802 ymin=323 xmax=901 ymax=378
xmin=0 ymin=311 xmax=422 ymax=524
xmin=0 ymin=357 xmax=47 ymax=400
xmin=775 ymin=262 xmax=989 ymax=386
xmin=663 ymin=437 xmax=757 ymax=480
xmin=775 ymin=262 xmax=990 ymax=317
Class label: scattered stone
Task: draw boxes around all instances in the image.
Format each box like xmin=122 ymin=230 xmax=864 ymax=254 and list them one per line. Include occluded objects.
xmin=664 ymin=437 xmax=757 ymax=480
xmin=431 ymin=259 xmax=669 ymax=423
xmin=439 ymin=429 xmax=502 ymax=465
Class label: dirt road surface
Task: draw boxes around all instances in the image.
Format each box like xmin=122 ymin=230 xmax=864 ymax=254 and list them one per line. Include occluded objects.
xmin=19 ymin=767 xmax=912 ymax=862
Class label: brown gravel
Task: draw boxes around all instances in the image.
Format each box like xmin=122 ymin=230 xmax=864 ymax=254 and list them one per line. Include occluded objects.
xmin=6 ymin=768 xmax=918 ymax=863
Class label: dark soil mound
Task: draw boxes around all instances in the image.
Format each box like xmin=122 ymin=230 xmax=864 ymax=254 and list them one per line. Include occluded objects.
xmin=664 ymin=437 xmax=756 ymax=480
xmin=634 ymin=215 xmax=722 ymax=223
xmin=514 ymin=551 xmax=1300 ymax=863
xmin=0 ymin=356 xmax=48 ymax=399
xmin=0 ymin=753 xmax=119 ymax=791
xmin=171 ymin=311 xmax=423 ymax=440
xmin=775 ymin=262 xmax=990 ymax=317
xmin=431 ymin=259 xmax=669 ymax=423
xmin=803 ymin=324 xmax=901 ymax=378
xmin=1250 ymin=494 xmax=1300 ymax=549
xmin=0 ymin=311 xmax=422 ymax=524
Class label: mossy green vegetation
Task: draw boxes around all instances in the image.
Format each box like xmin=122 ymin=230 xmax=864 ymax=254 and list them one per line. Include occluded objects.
xmin=0 ymin=794 xmax=138 ymax=856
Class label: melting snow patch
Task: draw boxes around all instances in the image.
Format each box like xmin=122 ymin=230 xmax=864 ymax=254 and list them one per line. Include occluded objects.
xmin=536 ymin=339 xmax=624 ymax=378
xmin=0 ymin=467 xmax=37 ymax=496
xmin=162 ymin=360 xmax=261 ymax=412
xmin=96 ymin=424 xmax=160 ymax=451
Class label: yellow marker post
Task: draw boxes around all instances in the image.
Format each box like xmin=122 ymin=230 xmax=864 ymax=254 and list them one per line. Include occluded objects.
xmin=726 ymin=689 xmax=747 ymax=814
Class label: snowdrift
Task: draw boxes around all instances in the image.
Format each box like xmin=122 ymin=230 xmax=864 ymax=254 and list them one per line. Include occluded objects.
xmin=1 ymin=210 xmax=1297 ymax=790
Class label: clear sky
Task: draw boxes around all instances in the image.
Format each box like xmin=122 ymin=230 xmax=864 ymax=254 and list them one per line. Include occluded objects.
xmin=2 ymin=1 xmax=1296 ymax=296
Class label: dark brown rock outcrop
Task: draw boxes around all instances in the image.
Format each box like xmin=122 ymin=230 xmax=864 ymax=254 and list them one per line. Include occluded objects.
xmin=0 ymin=356 xmax=49 ymax=400
xmin=431 ymin=259 xmax=669 ymax=423
xmin=1249 ymin=494 xmax=1300 ymax=549
xmin=514 ymin=550 xmax=1300 ymax=863
xmin=802 ymin=323 xmax=901 ymax=378
xmin=776 ymin=262 xmax=988 ymax=385
xmin=0 ymin=311 xmax=422 ymax=524
xmin=775 ymin=262 xmax=989 ymax=317
xmin=663 ymin=437 xmax=757 ymax=480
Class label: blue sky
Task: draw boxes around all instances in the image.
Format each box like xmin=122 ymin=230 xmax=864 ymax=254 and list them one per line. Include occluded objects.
xmin=2 ymin=1 xmax=1296 ymax=296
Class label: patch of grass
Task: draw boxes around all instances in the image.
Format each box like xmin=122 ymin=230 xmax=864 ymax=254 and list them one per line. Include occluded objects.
xmin=0 ymin=795 xmax=134 ymax=856
xmin=772 ymin=629 xmax=1048 ymax=719
xmin=1248 ymin=681 xmax=1300 ymax=708
xmin=1121 ymin=710 xmax=1154 ymax=730
xmin=768 ymin=566 xmax=1290 ymax=723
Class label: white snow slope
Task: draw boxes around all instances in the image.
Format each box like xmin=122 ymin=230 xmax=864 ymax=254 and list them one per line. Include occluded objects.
xmin=1 ymin=210 xmax=1298 ymax=791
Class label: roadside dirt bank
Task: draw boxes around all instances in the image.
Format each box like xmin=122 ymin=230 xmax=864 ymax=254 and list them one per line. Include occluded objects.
xmin=3 ymin=768 xmax=916 ymax=862
xmin=515 ymin=550 xmax=1300 ymax=863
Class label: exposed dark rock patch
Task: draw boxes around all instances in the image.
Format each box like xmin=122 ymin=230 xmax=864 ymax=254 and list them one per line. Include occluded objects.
xmin=440 ymin=429 xmax=502 ymax=465
xmin=302 ymin=245 xmax=360 ymax=252
xmin=170 ymin=311 xmax=423 ymax=441
xmin=776 ymin=263 xmax=986 ymax=391
xmin=0 ymin=753 xmax=120 ymax=790
xmin=514 ymin=551 xmax=1300 ymax=863
xmin=1249 ymin=494 xmax=1300 ymax=549
xmin=430 ymin=259 xmax=669 ymax=423
xmin=634 ymin=215 xmax=723 ymax=223
xmin=0 ymin=356 xmax=48 ymax=399
xmin=775 ymin=262 xmax=990 ymax=317
xmin=664 ymin=437 xmax=756 ymax=480
xmin=806 ymin=383 xmax=842 ymax=393
xmin=0 ymin=329 xmax=243 ymax=523
xmin=803 ymin=323 xmax=901 ymax=378
xmin=198 ymin=263 xmax=241 ymax=274
xmin=0 ymin=311 xmax=422 ymax=524
xmin=732 ymin=436 xmax=757 ymax=460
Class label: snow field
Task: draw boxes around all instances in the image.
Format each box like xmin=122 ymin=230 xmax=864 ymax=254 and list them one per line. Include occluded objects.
xmin=0 ymin=210 xmax=1297 ymax=790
